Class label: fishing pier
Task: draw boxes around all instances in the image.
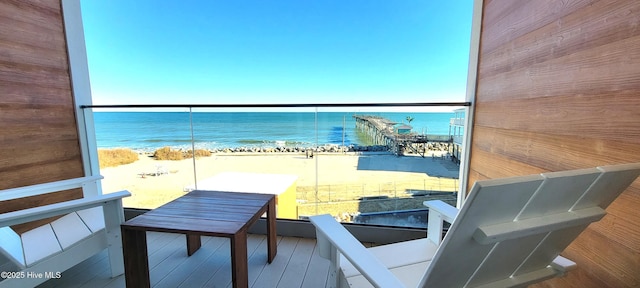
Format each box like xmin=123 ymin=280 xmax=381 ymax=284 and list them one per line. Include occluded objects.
xmin=353 ymin=115 xmax=452 ymax=157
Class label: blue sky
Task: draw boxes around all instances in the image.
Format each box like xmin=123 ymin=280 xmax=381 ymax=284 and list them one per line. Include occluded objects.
xmin=80 ymin=1 xmax=473 ymax=106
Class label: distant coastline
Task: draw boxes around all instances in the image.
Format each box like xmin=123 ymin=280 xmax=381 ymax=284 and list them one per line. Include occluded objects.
xmin=93 ymin=111 xmax=456 ymax=152
xmin=107 ymin=141 xmax=454 ymax=160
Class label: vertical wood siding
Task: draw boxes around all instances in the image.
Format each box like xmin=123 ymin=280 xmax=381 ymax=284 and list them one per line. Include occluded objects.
xmin=470 ymin=0 xmax=640 ymax=287
xmin=0 ymin=0 xmax=84 ymax=220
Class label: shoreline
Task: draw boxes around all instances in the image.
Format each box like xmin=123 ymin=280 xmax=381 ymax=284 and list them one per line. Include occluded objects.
xmin=102 ymin=141 xmax=453 ymax=154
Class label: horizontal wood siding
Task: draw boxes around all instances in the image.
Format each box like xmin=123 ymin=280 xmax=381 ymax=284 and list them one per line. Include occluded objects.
xmin=0 ymin=0 xmax=84 ymax=227
xmin=470 ymin=0 xmax=640 ymax=287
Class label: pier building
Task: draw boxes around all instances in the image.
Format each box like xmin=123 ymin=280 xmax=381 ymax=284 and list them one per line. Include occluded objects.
xmin=353 ymin=115 xmax=453 ymax=157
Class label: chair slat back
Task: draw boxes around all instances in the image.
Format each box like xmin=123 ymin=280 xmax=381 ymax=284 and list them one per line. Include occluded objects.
xmin=419 ymin=163 xmax=640 ymax=288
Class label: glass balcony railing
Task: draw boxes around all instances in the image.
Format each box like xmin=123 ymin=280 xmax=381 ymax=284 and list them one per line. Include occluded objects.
xmin=84 ymin=103 xmax=469 ymax=228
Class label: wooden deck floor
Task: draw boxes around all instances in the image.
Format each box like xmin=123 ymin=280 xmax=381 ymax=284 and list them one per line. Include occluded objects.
xmin=37 ymin=232 xmax=332 ymax=288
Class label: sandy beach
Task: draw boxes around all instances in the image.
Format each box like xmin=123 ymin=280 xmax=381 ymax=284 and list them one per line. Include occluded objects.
xmin=101 ymin=151 xmax=460 ymax=215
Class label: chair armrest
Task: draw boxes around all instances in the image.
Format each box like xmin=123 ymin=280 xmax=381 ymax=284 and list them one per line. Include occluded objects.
xmin=0 ymin=190 xmax=131 ymax=227
xmin=424 ymin=200 xmax=459 ymax=245
xmin=550 ymin=255 xmax=577 ymax=276
xmin=0 ymin=175 xmax=103 ymax=201
xmin=310 ymin=214 xmax=405 ymax=288
xmin=423 ymin=200 xmax=458 ymax=223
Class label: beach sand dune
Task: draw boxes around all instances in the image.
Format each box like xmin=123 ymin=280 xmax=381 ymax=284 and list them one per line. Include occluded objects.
xmin=100 ymin=152 xmax=459 ymax=211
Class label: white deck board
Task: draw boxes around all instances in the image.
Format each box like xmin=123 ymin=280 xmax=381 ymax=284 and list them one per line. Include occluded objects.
xmin=34 ymin=232 xmax=331 ymax=288
xmin=151 ymin=235 xmax=217 ymax=287
xmin=277 ymin=238 xmax=316 ymax=288
xmin=300 ymin=243 xmax=330 ymax=288
xmin=205 ymin=234 xmax=265 ymax=287
xmin=154 ymin=236 xmax=227 ymax=288
xmin=251 ymin=236 xmax=299 ymax=287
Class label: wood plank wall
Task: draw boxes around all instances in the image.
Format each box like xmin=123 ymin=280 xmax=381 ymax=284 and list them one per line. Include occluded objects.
xmin=469 ymin=0 xmax=640 ymax=287
xmin=0 ymin=0 xmax=84 ymax=225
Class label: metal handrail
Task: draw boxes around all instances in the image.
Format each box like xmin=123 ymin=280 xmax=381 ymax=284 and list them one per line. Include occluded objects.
xmin=80 ymin=102 xmax=471 ymax=109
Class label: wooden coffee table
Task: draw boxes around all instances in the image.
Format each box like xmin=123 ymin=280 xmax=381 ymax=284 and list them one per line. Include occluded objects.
xmin=120 ymin=190 xmax=277 ymax=288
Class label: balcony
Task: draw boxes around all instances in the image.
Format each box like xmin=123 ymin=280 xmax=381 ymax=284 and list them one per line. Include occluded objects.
xmin=7 ymin=103 xmax=466 ymax=287
xmin=2 ymin=0 xmax=637 ymax=286
xmin=35 ymin=220 xmax=428 ymax=288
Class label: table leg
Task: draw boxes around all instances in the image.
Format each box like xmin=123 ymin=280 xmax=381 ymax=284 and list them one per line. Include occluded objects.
xmin=186 ymin=234 xmax=201 ymax=256
xmin=230 ymin=230 xmax=249 ymax=288
xmin=121 ymin=227 xmax=150 ymax=288
xmin=267 ymin=197 xmax=277 ymax=263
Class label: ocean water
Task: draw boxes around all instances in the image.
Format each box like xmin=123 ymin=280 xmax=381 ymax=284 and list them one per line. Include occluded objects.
xmin=94 ymin=111 xmax=456 ymax=151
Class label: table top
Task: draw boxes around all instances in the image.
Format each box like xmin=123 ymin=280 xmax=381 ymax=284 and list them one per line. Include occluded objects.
xmin=122 ymin=190 xmax=274 ymax=236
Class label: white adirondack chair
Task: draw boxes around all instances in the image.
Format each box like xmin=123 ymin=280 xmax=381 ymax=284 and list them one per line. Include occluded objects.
xmin=311 ymin=163 xmax=640 ymax=288
xmin=0 ymin=176 xmax=130 ymax=288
